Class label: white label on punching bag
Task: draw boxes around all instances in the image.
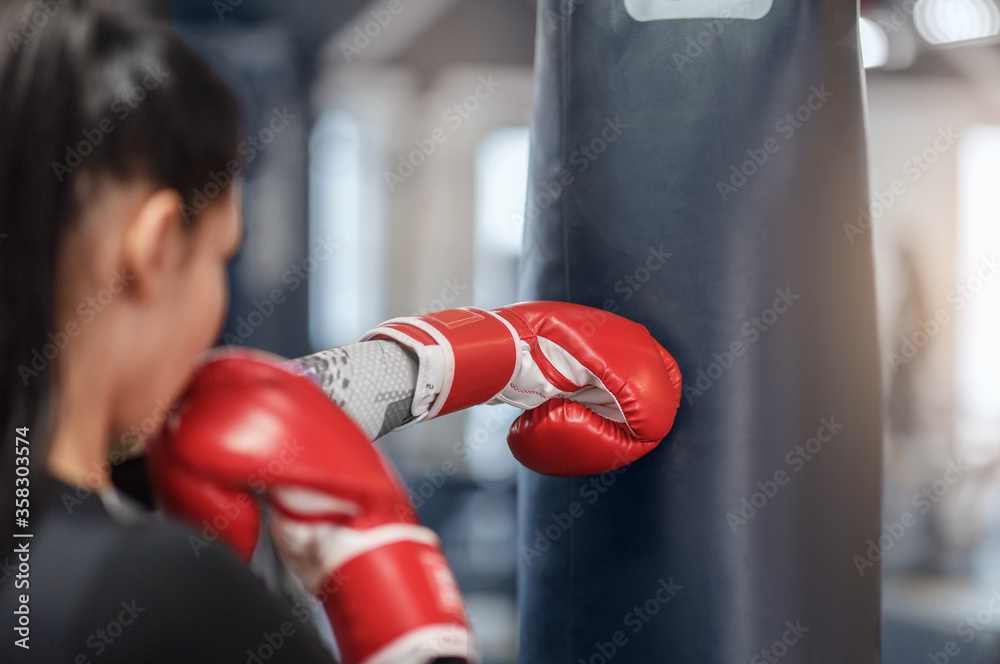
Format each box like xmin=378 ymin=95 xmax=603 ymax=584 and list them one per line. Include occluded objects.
xmin=624 ymin=0 xmax=773 ymax=21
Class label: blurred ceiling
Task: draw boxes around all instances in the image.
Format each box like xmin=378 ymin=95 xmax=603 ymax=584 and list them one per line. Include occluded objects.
xmin=169 ymin=0 xmax=370 ymax=59
xmin=164 ymin=0 xmax=536 ymax=87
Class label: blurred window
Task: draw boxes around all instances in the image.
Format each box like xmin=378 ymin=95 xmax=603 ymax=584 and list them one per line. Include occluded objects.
xmin=308 ymin=110 xmax=384 ymax=349
xmin=955 ymin=125 xmax=1000 ymax=455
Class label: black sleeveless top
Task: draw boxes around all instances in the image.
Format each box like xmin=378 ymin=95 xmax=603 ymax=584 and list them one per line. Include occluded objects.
xmin=0 ymin=470 xmax=338 ymax=663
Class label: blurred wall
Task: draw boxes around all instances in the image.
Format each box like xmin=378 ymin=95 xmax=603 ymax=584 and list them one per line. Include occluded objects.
xmin=868 ymin=50 xmax=1000 ymax=577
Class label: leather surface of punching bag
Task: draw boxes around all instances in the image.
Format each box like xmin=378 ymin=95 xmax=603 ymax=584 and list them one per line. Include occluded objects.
xmin=517 ymin=2 xmax=881 ymax=663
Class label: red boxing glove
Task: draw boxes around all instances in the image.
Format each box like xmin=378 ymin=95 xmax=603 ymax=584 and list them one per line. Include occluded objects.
xmin=147 ymin=350 xmax=476 ymax=664
xmin=363 ymin=301 xmax=682 ymax=476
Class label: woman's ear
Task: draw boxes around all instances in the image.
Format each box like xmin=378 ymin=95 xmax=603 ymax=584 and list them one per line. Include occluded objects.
xmin=121 ymin=188 xmax=186 ymax=300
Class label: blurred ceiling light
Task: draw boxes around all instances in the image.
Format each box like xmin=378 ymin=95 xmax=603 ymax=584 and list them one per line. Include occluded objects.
xmin=862 ymin=6 xmax=921 ymax=70
xmin=914 ymin=0 xmax=1000 ymax=45
xmin=860 ymin=17 xmax=890 ymax=68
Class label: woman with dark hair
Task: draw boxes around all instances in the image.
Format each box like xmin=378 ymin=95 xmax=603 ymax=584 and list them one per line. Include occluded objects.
xmin=1 ymin=2 xmax=484 ymax=660
xmin=0 ymin=2 xmax=351 ymax=661
xmin=0 ymin=2 xmax=682 ymax=662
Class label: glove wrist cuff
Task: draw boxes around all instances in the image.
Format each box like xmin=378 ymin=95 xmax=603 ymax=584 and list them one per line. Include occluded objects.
xmin=363 ymin=308 xmax=519 ymax=419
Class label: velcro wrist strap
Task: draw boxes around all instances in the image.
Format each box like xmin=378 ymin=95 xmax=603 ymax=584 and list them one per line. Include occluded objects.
xmin=363 ymin=308 xmax=519 ymax=419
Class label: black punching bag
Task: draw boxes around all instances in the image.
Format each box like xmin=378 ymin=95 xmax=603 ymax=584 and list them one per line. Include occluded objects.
xmin=517 ymin=2 xmax=881 ymax=663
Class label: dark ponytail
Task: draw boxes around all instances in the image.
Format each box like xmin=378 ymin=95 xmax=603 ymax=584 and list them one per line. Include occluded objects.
xmin=0 ymin=0 xmax=239 ymax=545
